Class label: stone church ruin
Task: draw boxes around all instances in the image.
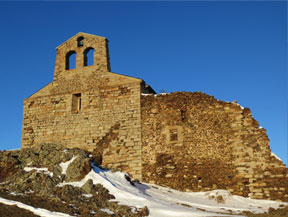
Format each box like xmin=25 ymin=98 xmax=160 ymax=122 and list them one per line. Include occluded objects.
xmin=22 ymin=33 xmax=287 ymax=201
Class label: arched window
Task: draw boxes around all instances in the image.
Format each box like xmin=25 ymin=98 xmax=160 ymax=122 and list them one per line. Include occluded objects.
xmin=77 ymin=36 xmax=84 ymax=47
xmin=83 ymin=47 xmax=94 ymax=66
xmin=66 ymin=51 xmax=76 ymax=70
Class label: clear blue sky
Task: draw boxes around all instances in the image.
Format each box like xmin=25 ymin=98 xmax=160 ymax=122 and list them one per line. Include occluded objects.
xmin=0 ymin=1 xmax=286 ymax=164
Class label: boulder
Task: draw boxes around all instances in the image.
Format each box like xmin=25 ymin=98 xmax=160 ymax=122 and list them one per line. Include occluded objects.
xmin=65 ymin=155 xmax=91 ymax=182
xmin=82 ymin=179 xmax=94 ymax=194
xmin=82 ymin=179 xmax=115 ymax=200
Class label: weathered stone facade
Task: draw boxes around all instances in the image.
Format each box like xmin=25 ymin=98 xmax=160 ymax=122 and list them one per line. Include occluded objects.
xmin=141 ymin=92 xmax=287 ymax=201
xmin=22 ymin=33 xmax=287 ymax=201
xmin=22 ymin=33 xmax=154 ymax=180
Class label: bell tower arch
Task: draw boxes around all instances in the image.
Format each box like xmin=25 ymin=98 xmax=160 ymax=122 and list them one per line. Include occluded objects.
xmin=53 ymin=32 xmax=111 ymax=81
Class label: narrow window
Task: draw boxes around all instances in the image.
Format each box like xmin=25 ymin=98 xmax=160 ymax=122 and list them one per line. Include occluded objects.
xmin=170 ymin=129 xmax=178 ymax=142
xmin=72 ymin=93 xmax=82 ymax=112
xmin=77 ymin=36 xmax=84 ymax=47
xmin=66 ymin=51 xmax=76 ymax=70
xmin=83 ymin=47 xmax=94 ymax=66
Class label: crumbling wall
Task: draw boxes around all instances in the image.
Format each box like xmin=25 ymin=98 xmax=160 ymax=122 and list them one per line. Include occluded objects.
xmin=141 ymin=92 xmax=288 ymax=201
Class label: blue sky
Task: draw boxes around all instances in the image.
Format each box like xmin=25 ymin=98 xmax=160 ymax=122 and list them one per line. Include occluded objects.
xmin=0 ymin=1 xmax=286 ymax=164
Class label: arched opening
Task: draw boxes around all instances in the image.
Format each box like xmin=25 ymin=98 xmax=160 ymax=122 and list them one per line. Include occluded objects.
xmin=83 ymin=47 xmax=94 ymax=66
xmin=77 ymin=36 xmax=84 ymax=47
xmin=66 ymin=51 xmax=76 ymax=70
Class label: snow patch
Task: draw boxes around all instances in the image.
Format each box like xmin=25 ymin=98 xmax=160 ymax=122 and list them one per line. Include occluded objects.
xmin=154 ymin=92 xmax=169 ymax=96
xmin=100 ymin=208 xmax=114 ymax=214
xmin=271 ymin=152 xmax=282 ymax=162
xmin=234 ymin=102 xmax=244 ymax=109
xmin=82 ymin=194 xmax=93 ymax=198
xmin=10 ymin=192 xmax=24 ymax=196
xmin=141 ymin=93 xmax=153 ymax=96
xmin=141 ymin=93 xmax=170 ymax=97
xmin=238 ymin=105 xmax=244 ymax=109
xmin=24 ymin=190 xmax=34 ymax=194
xmin=23 ymin=167 xmax=53 ymax=177
xmin=62 ymin=149 xmax=69 ymax=153
xmin=59 ymin=155 xmax=78 ymax=175
xmin=57 ymin=164 xmax=287 ymax=217
xmin=224 ymin=100 xmax=245 ymax=110
xmin=0 ymin=196 xmax=73 ymax=217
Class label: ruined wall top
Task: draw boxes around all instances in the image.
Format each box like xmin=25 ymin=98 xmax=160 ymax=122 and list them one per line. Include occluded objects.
xmin=53 ymin=32 xmax=111 ymax=81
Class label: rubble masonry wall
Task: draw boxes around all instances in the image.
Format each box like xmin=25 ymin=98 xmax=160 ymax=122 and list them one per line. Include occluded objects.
xmin=141 ymin=92 xmax=288 ymax=201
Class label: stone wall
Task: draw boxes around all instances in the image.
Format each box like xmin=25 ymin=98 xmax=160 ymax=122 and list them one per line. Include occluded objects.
xmin=53 ymin=33 xmax=110 ymax=81
xmin=141 ymin=92 xmax=288 ymax=201
xmin=22 ymin=32 xmax=287 ymax=201
xmin=22 ymin=33 xmax=146 ymax=180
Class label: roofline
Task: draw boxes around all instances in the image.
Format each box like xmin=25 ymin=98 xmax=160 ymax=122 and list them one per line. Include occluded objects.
xmin=25 ymin=82 xmax=52 ymax=99
xmin=108 ymin=71 xmax=156 ymax=93
xmin=56 ymin=32 xmax=107 ymax=49
xmin=109 ymin=71 xmax=143 ymax=81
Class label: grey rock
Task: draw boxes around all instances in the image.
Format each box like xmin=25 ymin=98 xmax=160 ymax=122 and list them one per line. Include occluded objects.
xmin=65 ymin=154 xmax=91 ymax=182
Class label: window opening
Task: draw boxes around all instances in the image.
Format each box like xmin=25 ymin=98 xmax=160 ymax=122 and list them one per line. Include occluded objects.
xmin=77 ymin=36 xmax=84 ymax=47
xmin=72 ymin=93 xmax=82 ymax=112
xmin=66 ymin=51 xmax=76 ymax=70
xmin=83 ymin=47 xmax=94 ymax=66
xmin=170 ymin=129 xmax=178 ymax=142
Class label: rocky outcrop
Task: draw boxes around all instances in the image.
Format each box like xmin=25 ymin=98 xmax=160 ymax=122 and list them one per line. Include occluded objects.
xmin=0 ymin=143 xmax=149 ymax=217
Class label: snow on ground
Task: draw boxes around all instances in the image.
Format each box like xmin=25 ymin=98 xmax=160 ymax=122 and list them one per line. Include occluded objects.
xmin=59 ymin=163 xmax=287 ymax=217
xmin=100 ymin=208 xmax=114 ymax=214
xmin=59 ymin=155 xmax=78 ymax=175
xmin=10 ymin=191 xmax=24 ymax=196
xmin=82 ymin=193 xmax=93 ymax=198
xmin=0 ymin=196 xmax=72 ymax=217
xmin=23 ymin=167 xmax=53 ymax=177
